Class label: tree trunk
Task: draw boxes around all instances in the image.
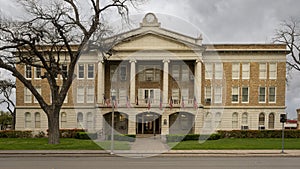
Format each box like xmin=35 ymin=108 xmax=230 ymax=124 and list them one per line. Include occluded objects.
xmin=47 ymin=111 xmax=60 ymax=144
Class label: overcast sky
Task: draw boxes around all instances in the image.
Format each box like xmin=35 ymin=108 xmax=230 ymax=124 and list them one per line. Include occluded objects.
xmin=1 ymin=0 xmax=300 ymax=118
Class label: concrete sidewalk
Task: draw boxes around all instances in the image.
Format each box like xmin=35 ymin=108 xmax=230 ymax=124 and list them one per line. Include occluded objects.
xmin=1 ymin=150 xmax=300 ymax=157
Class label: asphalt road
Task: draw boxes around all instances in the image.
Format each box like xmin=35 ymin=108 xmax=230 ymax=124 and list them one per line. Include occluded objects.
xmin=0 ymin=156 xmax=299 ymax=169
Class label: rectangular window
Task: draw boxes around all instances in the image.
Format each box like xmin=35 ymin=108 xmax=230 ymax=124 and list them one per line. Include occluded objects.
xmin=205 ymin=86 xmax=212 ymax=102
xmin=269 ymin=87 xmax=276 ymax=103
xmin=232 ymin=87 xmax=239 ymax=103
xmin=259 ymin=63 xmax=267 ymax=79
xmin=78 ymin=64 xmax=84 ymax=79
xmin=34 ymin=87 xmax=42 ymax=103
xmin=181 ymin=88 xmax=189 ymax=105
xmin=215 ymin=63 xmax=223 ymax=79
xmin=118 ymin=89 xmax=127 ymax=104
xmin=34 ymin=67 xmax=42 ymax=79
xmin=242 ymin=87 xmax=249 ymax=103
xmin=25 ymin=65 xmax=32 ymax=79
xmin=242 ymin=63 xmax=250 ymax=79
xmin=214 ymin=87 xmax=222 ymax=103
xmin=110 ymin=65 xmax=117 ymax=82
xmin=172 ymin=88 xmax=180 ymax=104
xmin=269 ymin=63 xmax=277 ymax=79
xmin=259 ymin=87 xmax=266 ymax=103
xmin=88 ymin=64 xmax=94 ymax=79
xmin=86 ymin=86 xmax=94 ymax=103
xmin=77 ymin=87 xmax=84 ymax=103
xmin=205 ymin=63 xmax=213 ymax=79
xmin=145 ymin=68 xmax=154 ymax=81
xmin=119 ymin=65 xmax=127 ymax=81
xmin=24 ymin=88 xmax=32 ymax=103
xmin=182 ymin=65 xmax=189 ymax=81
xmin=232 ymin=63 xmax=240 ymax=79
xmin=172 ymin=65 xmax=180 ymax=81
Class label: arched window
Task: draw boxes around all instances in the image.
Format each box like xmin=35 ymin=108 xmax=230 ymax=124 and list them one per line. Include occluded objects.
xmin=232 ymin=112 xmax=238 ymax=129
xmin=61 ymin=112 xmax=67 ymax=129
xmin=87 ymin=112 xmax=93 ymax=131
xmin=25 ymin=112 xmax=31 ymax=128
xmin=242 ymin=112 xmax=248 ymax=125
xmin=268 ymin=113 xmax=275 ymax=129
xmin=205 ymin=112 xmax=212 ymax=129
xmin=77 ymin=112 xmax=83 ymax=128
xmin=259 ymin=113 xmax=265 ymax=126
xmin=215 ymin=112 xmax=222 ymax=128
xmin=35 ymin=112 xmax=41 ymax=128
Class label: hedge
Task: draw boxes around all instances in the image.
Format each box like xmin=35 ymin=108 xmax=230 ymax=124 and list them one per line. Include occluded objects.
xmin=106 ymin=134 xmax=136 ymax=142
xmin=75 ymin=132 xmax=98 ymax=140
xmin=166 ymin=134 xmax=221 ymax=142
xmin=0 ymin=130 xmax=33 ymax=138
xmin=218 ymin=130 xmax=300 ymax=138
xmin=46 ymin=129 xmax=86 ymax=138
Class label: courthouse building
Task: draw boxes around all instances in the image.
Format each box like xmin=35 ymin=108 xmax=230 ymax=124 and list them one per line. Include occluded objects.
xmin=15 ymin=13 xmax=287 ymax=135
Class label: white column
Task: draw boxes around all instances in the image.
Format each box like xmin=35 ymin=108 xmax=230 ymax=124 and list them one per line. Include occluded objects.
xmin=163 ymin=59 xmax=170 ymax=104
xmin=194 ymin=59 xmax=202 ymax=106
xmin=97 ymin=60 xmax=105 ymax=104
xmin=129 ymin=59 xmax=136 ymax=104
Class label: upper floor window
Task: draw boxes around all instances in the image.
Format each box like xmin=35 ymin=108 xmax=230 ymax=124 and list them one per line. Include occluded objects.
xmin=205 ymin=63 xmax=213 ymax=79
xmin=61 ymin=64 xmax=68 ymax=78
xmin=34 ymin=67 xmax=42 ymax=79
xmin=86 ymin=86 xmax=95 ymax=103
xmin=88 ymin=64 xmax=94 ymax=79
xmin=139 ymin=65 xmax=160 ymax=82
xmin=241 ymin=87 xmax=249 ymax=103
xmin=269 ymin=63 xmax=277 ymax=79
xmin=25 ymin=65 xmax=32 ymax=79
xmin=259 ymin=63 xmax=267 ymax=79
xmin=172 ymin=88 xmax=180 ymax=104
xmin=205 ymin=86 xmax=212 ymax=103
xmin=269 ymin=87 xmax=276 ymax=103
xmin=172 ymin=65 xmax=180 ymax=81
xmin=34 ymin=87 xmax=42 ymax=103
xmin=242 ymin=63 xmax=250 ymax=79
xmin=214 ymin=86 xmax=222 ymax=103
xmin=24 ymin=88 xmax=32 ymax=103
xmin=77 ymin=87 xmax=84 ymax=103
xmin=119 ymin=65 xmax=127 ymax=81
xmin=259 ymin=87 xmax=266 ymax=103
xmin=232 ymin=87 xmax=239 ymax=103
xmin=110 ymin=65 xmax=117 ymax=82
xmin=215 ymin=63 xmax=223 ymax=79
xmin=78 ymin=64 xmax=85 ymax=79
xmin=181 ymin=65 xmax=189 ymax=81
xmin=232 ymin=63 xmax=240 ymax=79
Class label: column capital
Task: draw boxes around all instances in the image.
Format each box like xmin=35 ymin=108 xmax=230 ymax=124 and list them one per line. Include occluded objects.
xmin=129 ymin=59 xmax=137 ymax=63
xmin=195 ymin=59 xmax=203 ymax=63
xmin=163 ymin=59 xmax=170 ymax=63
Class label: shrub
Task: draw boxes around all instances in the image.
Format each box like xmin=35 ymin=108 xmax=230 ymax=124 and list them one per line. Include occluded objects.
xmin=166 ymin=134 xmax=221 ymax=142
xmin=75 ymin=132 xmax=97 ymax=140
xmin=0 ymin=130 xmax=33 ymax=138
xmin=46 ymin=129 xmax=86 ymax=138
xmin=218 ymin=130 xmax=300 ymax=139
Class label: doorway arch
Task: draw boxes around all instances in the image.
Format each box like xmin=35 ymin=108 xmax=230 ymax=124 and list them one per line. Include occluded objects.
xmin=136 ymin=112 xmax=161 ymax=135
xmin=169 ymin=112 xmax=195 ymax=134
xmin=103 ymin=112 xmax=128 ymax=135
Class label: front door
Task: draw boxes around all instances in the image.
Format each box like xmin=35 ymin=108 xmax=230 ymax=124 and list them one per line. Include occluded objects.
xmin=136 ymin=112 xmax=161 ymax=134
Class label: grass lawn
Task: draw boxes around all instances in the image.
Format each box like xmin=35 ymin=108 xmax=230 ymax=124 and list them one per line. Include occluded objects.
xmin=0 ymin=138 xmax=131 ymax=150
xmin=169 ymin=138 xmax=300 ymax=150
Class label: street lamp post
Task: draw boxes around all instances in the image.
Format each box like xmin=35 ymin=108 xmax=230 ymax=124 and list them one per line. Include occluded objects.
xmin=111 ymin=89 xmax=116 ymax=155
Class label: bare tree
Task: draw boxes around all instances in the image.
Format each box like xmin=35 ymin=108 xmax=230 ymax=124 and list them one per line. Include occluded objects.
xmin=0 ymin=0 xmax=144 ymax=144
xmin=0 ymin=79 xmax=16 ymax=129
xmin=274 ymin=18 xmax=300 ymax=72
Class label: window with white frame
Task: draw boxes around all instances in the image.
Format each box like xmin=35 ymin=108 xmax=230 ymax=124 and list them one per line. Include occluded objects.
xmin=24 ymin=88 xmax=32 ymax=103
xmin=259 ymin=87 xmax=266 ymax=103
xmin=25 ymin=65 xmax=32 ymax=79
xmin=61 ymin=112 xmax=67 ymax=128
xmin=181 ymin=88 xmax=189 ymax=104
xmin=242 ymin=112 xmax=248 ymax=125
xmin=61 ymin=64 xmax=68 ymax=78
xmin=242 ymin=63 xmax=250 ymax=79
xmin=35 ymin=112 xmax=41 ymax=128
xmin=119 ymin=65 xmax=127 ymax=81
xmin=214 ymin=86 xmax=222 ymax=103
xmin=172 ymin=65 xmax=180 ymax=81
xmin=232 ymin=87 xmax=239 ymax=103
xmin=259 ymin=113 xmax=265 ymax=126
xmin=215 ymin=63 xmax=223 ymax=79
xmin=232 ymin=112 xmax=238 ymax=129
xmin=241 ymin=87 xmax=249 ymax=103
xmin=138 ymin=65 xmax=161 ymax=82
xmin=77 ymin=87 xmax=85 ymax=103
xmin=78 ymin=64 xmax=85 ymax=79
xmin=269 ymin=87 xmax=276 ymax=103
xmin=182 ymin=65 xmax=189 ymax=81
xmin=269 ymin=63 xmax=277 ymax=79
xmin=232 ymin=63 xmax=240 ymax=79
xmin=172 ymin=88 xmax=180 ymax=104
xmin=77 ymin=112 xmax=84 ymax=128
xmin=87 ymin=64 xmax=94 ymax=79
xmin=34 ymin=87 xmax=42 ymax=103
xmin=205 ymin=63 xmax=213 ymax=79
xmin=259 ymin=63 xmax=267 ymax=79
xmin=34 ymin=67 xmax=42 ymax=79
xmin=86 ymin=86 xmax=94 ymax=103
xmin=268 ymin=113 xmax=275 ymax=129
xmin=205 ymin=86 xmax=212 ymax=103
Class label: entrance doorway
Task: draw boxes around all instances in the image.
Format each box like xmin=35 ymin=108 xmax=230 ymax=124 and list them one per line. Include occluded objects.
xmin=136 ymin=112 xmax=161 ymax=134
